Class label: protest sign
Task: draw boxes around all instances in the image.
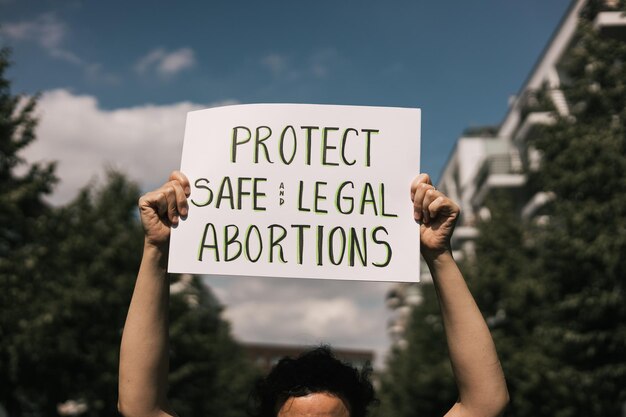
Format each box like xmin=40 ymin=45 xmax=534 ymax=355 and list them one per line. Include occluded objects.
xmin=168 ymin=103 xmax=421 ymax=282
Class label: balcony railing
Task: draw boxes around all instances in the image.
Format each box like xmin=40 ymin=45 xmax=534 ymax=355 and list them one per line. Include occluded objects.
xmin=584 ymin=1 xmax=626 ymax=21
xmin=514 ymin=111 xmax=557 ymax=143
xmin=519 ymin=87 xmax=558 ymax=121
xmin=593 ymin=10 xmax=626 ymax=41
xmin=474 ymin=153 xmax=522 ymax=191
xmin=471 ymin=152 xmax=526 ymax=208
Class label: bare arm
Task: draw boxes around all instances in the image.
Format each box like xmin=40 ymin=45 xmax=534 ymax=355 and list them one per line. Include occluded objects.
xmin=411 ymin=174 xmax=509 ymax=417
xmin=427 ymin=253 xmax=508 ymax=417
xmin=118 ymin=171 xmax=190 ymax=417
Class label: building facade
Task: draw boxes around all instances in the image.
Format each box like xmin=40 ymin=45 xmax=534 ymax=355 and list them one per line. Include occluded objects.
xmin=387 ymin=0 xmax=626 ymax=346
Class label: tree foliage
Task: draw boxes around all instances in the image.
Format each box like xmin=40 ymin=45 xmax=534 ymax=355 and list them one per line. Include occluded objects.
xmin=0 ymin=46 xmax=59 ymax=416
xmin=0 ymin=49 xmax=256 ymax=417
xmin=378 ymin=12 xmax=626 ymax=417
xmin=519 ymin=19 xmax=626 ymax=416
xmin=168 ymin=274 xmax=259 ymax=417
xmin=377 ymin=284 xmax=456 ymax=417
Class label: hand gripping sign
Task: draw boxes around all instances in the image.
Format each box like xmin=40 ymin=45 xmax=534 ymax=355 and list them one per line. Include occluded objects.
xmin=169 ymin=103 xmax=421 ymax=282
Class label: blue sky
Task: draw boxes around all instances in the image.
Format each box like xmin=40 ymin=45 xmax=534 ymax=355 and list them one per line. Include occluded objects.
xmin=4 ymin=0 xmax=572 ymax=178
xmin=1 ymin=0 xmax=573 ymax=364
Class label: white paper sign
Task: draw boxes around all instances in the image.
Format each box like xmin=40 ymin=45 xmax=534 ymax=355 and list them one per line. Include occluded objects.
xmin=169 ymin=103 xmax=421 ymax=282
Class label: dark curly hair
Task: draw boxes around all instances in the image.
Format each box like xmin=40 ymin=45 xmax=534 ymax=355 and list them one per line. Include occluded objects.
xmin=248 ymin=346 xmax=377 ymax=417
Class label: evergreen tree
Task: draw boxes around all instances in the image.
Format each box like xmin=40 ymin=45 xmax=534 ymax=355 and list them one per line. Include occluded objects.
xmin=464 ymin=18 xmax=626 ymax=417
xmin=0 ymin=47 xmax=58 ymax=416
xmin=44 ymin=173 xmax=257 ymax=417
xmin=465 ymin=196 xmax=552 ymax=417
xmin=377 ymin=284 xmax=456 ymax=417
xmin=522 ymin=18 xmax=626 ymax=415
xmin=378 ymin=196 xmax=533 ymax=417
xmin=0 ymin=49 xmax=257 ymax=416
xmin=378 ymin=7 xmax=626 ymax=417
xmin=168 ymin=275 xmax=259 ymax=417
xmin=472 ymin=15 xmax=626 ymax=417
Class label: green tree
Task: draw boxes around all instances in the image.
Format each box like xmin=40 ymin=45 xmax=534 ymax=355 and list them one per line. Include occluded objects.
xmin=379 ymin=8 xmax=626 ymax=417
xmin=465 ymin=19 xmax=626 ymax=417
xmin=473 ymin=17 xmax=626 ymax=417
xmin=521 ymin=19 xmax=626 ymax=415
xmin=168 ymin=275 xmax=259 ymax=417
xmin=464 ymin=196 xmax=553 ymax=417
xmin=4 ymin=169 xmax=258 ymax=417
xmin=377 ymin=284 xmax=456 ymax=417
xmin=0 ymin=49 xmax=257 ymax=416
xmin=45 ymin=172 xmax=257 ymax=417
xmin=40 ymin=172 xmax=146 ymax=416
xmin=0 ymin=47 xmax=58 ymax=416
xmin=378 ymin=196 xmax=531 ymax=417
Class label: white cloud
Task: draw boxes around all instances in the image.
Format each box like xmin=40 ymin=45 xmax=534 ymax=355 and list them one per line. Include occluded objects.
xmin=135 ymin=47 xmax=196 ymax=77
xmin=0 ymin=13 xmax=64 ymax=47
xmin=25 ymin=89 xmax=395 ymax=367
xmin=0 ymin=13 xmax=117 ymax=82
xmin=228 ymin=297 xmax=361 ymax=338
xmin=309 ymin=48 xmax=338 ymax=79
xmin=261 ymin=53 xmax=288 ymax=76
xmin=259 ymin=48 xmax=341 ymax=83
xmin=26 ymin=89 xmax=234 ymax=205
xmin=1 ymin=13 xmax=81 ymax=64
xmin=206 ymin=275 xmax=394 ymax=367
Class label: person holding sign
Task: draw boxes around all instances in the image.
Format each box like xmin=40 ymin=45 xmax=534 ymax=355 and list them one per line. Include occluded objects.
xmin=118 ymin=171 xmax=509 ymax=417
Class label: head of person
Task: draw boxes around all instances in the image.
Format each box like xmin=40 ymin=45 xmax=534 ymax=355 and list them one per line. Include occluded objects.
xmin=248 ymin=346 xmax=376 ymax=417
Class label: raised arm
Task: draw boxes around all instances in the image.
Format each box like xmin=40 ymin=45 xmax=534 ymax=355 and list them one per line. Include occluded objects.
xmin=411 ymin=174 xmax=509 ymax=417
xmin=118 ymin=171 xmax=190 ymax=417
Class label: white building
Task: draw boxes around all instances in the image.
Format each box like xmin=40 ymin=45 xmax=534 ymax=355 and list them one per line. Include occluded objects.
xmin=438 ymin=0 xmax=626 ymax=257
xmin=387 ymin=0 xmax=626 ymax=346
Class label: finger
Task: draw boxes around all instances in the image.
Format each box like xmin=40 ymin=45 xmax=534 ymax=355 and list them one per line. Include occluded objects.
xmin=158 ymin=183 xmax=180 ymax=225
xmin=168 ymin=179 xmax=189 ymax=218
xmin=412 ymin=182 xmax=435 ymax=222
xmin=169 ymin=170 xmax=191 ymax=196
xmin=427 ymin=195 xmax=460 ymax=222
xmin=422 ymin=188 xmax=442 ymax=224
xmin=409 ymin=174 xmax=433 ymax=222
xmin=139 ymin=190 xmax=169 ymax=221
xmin=409 ymin=173 xmax=432 ymax=201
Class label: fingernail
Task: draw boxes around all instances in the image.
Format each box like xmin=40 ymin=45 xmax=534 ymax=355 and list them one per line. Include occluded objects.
xmin=180 ymin=207 xmax=188 ymax=216
xmin=173 ymin=215 xmax=179 ymax=223
xmin=185 ymin=187 xmax=191 ymax=196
